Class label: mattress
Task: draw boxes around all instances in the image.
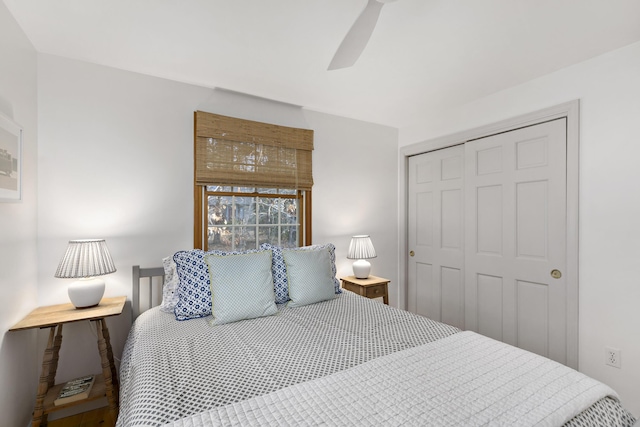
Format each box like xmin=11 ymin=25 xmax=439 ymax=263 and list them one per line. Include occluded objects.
xmin=117 ymin=291 xmax=635 ymax=427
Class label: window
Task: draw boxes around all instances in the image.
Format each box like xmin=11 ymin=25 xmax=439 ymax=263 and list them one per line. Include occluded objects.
xmin=205 ymin=186 xmax=305 ymax=251
xmin=193 ymin=111 xmax=313 ymax=250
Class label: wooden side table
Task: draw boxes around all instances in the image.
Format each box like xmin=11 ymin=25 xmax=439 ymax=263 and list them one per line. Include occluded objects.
xmin=341 ymin=275 xmax=390 ymax=305
xmin=9 ymin=296 xmax=126 ymax=427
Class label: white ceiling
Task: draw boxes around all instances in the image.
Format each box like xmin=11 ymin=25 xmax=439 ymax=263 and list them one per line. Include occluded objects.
xmin=4 ymin=0 xmax=640 ymax=128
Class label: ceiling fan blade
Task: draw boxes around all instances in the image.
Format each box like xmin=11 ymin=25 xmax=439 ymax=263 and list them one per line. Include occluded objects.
xmin=328 ymin=0 xmax=385 ymax=70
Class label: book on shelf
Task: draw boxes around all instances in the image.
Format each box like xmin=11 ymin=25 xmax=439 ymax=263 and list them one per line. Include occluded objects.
xmin=53 ymin=375 xmax=95 ymax=406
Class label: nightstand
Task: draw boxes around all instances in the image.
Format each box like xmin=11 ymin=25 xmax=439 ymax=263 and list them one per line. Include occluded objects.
xmin=9 ymin=296 xmax=126 ymax=427
xmin=341 ymin=275 xmax=390 ymax=304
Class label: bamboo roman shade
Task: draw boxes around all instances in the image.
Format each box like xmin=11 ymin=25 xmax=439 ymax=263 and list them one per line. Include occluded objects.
xmin=194 ymin=111 xmax=314 ymax=190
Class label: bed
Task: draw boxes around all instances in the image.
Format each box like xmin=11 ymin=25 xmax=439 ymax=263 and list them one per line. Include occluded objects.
xmin=118 ymin=245 xmax=636 ymax=427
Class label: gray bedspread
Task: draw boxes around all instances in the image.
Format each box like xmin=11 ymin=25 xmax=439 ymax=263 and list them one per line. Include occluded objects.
xmin=117 ymin=291 xmax=635 ymax=427
xmin=164 ymin=331 xmax=622 ymax=427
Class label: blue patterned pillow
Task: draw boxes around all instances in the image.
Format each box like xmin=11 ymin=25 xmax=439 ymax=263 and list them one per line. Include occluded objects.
xmin=173 ymin=248 xmax=262 ymax=321
xmin=260 ymin=243 xmax=341 ymax=304
xmin=259 ymin=243 xmax=289 ymax=304
xmin=205 ymin=250 xmax=277 ymax=325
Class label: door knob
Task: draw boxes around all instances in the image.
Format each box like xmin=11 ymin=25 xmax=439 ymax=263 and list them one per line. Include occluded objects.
xmin=550 ymin=269 xmax=562 ymax=279
xmin=409 ymin=251 xmax=415 ymax=257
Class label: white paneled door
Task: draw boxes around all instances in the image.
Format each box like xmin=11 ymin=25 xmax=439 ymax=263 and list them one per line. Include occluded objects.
xmin=407 ymin=145 xmax=465 ymax=329
xmin=407 ymin=118 xmax=570 ymax=365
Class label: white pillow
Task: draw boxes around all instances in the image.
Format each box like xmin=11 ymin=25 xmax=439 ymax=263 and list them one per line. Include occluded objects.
xmin=283 ymin=247 xmax=336 ymax=308
xmin=204 ymin=250 xmax=277 ymax=325
xmin=159 ymin=255 xmax=180 ymax=312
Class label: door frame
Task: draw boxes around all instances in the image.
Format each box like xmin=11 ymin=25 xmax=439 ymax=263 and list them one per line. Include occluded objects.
xmin=398 ymin=100 xmax=579 ymax=368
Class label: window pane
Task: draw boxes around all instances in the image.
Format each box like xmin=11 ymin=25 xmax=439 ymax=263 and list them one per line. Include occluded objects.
xmin=282 ymin=198 xmax=299 ymax=225
xmin=258 ymin=226 xmax=279 ymax=246
xmin=278 ymin=189 xmax=296 ymax=195
xmin=281 ymin=226 xmax=299 ymax=248
xmin=233 ymin=197 xmax=255 ymax=226
xmin=208 ymin=230 xmax=231 ymax=252
xmin=235 ymin=187 xmax=255 ymax=193
xmin=207 ymin=185 xmax=232 ymax=192
xmin=208 ymin=196 xmax=232 ymax=226
xmin=207 ymin=193 xmax=232 ymax=251
xmin=258 ymin=197 xmax=279 ymax=225
xmin=236 ymin=226 xmax=257 ymax=250
xmin=257 ymin=188 xmax=278 ymax=194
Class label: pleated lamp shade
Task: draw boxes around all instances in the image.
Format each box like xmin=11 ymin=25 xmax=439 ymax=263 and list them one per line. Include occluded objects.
xmin=55 ymin=239 xmax=116 ymax=308
xmin=347 ymin=235 xmax=377 ymax=279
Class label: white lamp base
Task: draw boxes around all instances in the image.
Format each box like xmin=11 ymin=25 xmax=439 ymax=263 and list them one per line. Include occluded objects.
xmin=68 ymin=278 xmax=105 ymax=309
xmin=352 ymin=259 xmax=371 ymax=279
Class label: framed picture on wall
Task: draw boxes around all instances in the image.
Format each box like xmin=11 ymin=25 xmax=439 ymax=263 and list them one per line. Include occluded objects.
xmin=0 ymin=112 xmax=22 ymax=202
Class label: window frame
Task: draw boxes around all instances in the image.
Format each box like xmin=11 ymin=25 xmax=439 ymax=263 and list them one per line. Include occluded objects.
xmin=194 ymin=186 xmax=311 ymax=250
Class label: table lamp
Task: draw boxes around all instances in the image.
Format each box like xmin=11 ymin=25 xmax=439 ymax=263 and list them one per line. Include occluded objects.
xmin=55 ymin=239 xmax=116 ymax=308
xmin=347 ymin=235 xmax=377 ymax=279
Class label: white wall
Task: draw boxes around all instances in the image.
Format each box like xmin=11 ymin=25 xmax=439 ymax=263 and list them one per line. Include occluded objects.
xmin=399 ymin=41 xmax=640 ymax=417
xmin=36 ymin=53 xmax=398 ymax=413
xmin=303 ymin=110 xmax=399 ymax=299
xmin=0 ymin=2 xmax=39 ymax=426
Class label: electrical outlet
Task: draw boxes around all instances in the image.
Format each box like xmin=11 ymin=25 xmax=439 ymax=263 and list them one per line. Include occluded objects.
xmin=605 ymin=347 xmax=621 ymax=368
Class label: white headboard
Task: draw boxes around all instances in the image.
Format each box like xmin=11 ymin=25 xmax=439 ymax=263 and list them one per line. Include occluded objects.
xmin=132 ymin=265 xmax=165 ymax=320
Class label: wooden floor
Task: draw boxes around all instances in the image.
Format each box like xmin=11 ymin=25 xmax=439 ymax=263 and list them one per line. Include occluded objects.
xmin=48 ymin=406 xmax=115 ymax=427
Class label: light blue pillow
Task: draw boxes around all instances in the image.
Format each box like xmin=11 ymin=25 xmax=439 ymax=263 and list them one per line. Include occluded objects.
xmin=205 ymin=250 xmax=278 ymax=325
xmin=283 ymin=247 xmax=336 ymax=308
xmin=173 ymin=248 xmax=263 ymax=321
xmin=260 ymin=242 xmax=341 ymax=304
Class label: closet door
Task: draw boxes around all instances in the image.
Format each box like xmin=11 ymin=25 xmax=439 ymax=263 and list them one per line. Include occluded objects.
xmin=407 ymin=145 xmax=465 ymax=329
xmin=464 ymin=118 xmax=568 ymax=364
